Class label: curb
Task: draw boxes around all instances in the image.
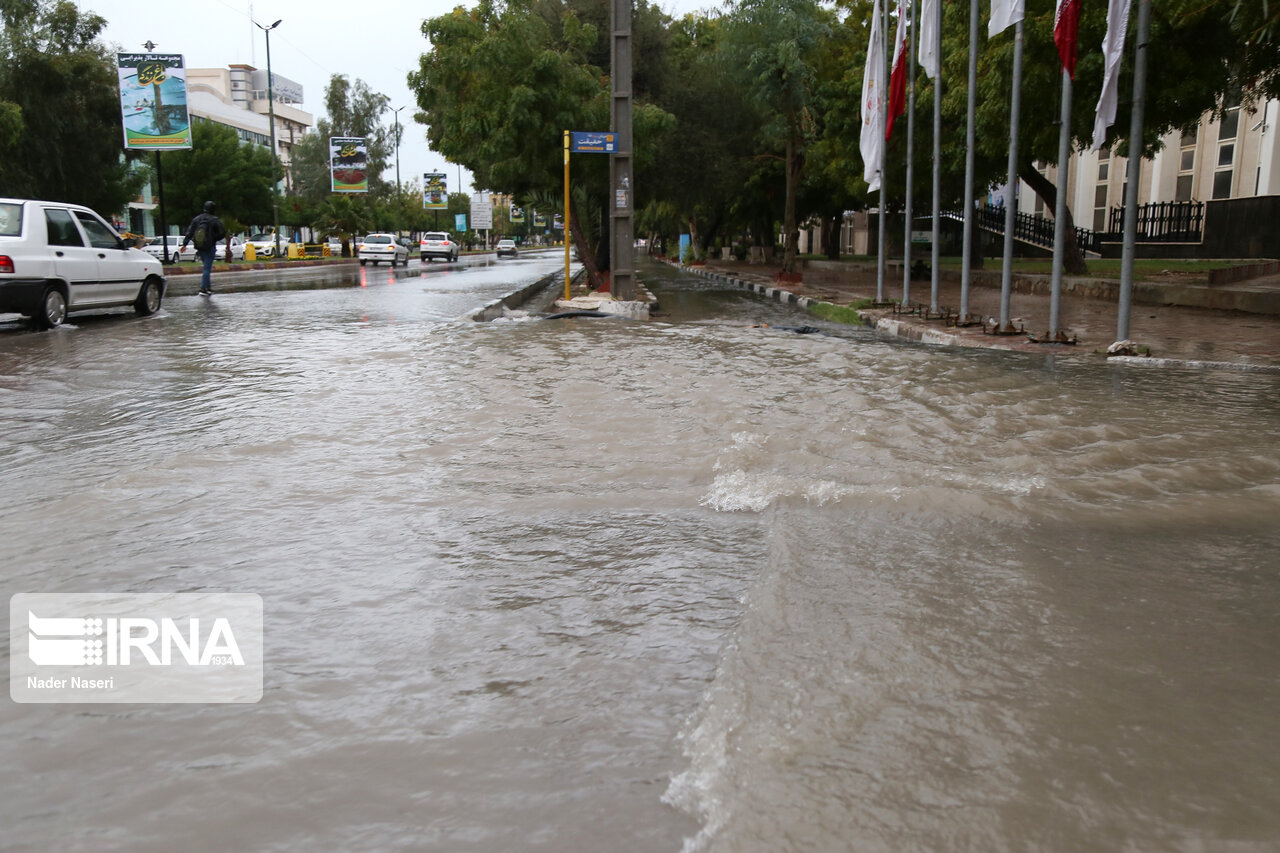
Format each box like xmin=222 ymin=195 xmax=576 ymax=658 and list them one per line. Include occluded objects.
xmin=461 ymin=271 xmax=565 ymax=322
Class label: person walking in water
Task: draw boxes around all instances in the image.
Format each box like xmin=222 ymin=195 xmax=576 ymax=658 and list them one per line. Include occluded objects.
xmin=180 ymin=200 xmax=226 ymax=296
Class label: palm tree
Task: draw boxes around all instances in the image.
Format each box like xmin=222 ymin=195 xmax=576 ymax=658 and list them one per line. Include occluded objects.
xmin=313 ymin=195 xmax=370 ymax=258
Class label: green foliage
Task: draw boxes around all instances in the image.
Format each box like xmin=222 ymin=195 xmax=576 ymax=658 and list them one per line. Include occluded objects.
xmin=158 ymin=121 xmax=279 ymax=230
xmin=0 ymin=0 xmax=145 ymax=212
xmin=287 ymin=74 xmax=395 ymax=203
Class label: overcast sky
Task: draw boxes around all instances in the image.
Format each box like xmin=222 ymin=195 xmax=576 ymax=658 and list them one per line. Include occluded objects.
xmin=79 ymin=0 xmax=716 ymax=197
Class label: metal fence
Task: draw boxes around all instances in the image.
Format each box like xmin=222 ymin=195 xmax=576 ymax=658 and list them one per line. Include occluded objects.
xmin=1106 ymin=201 xmax=1204 ymax=243
xmin=970 ymin=206 xmax=1099 ymax=254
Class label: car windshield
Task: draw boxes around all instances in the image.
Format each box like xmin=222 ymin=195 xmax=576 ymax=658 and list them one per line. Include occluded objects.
xmin=0 ymin=202 xmax=22 ymax=237
xmin=250 ymin=234 xmax=273 ymax=242
xmin=425 ymin=234 xmax=448 ymax=241
xmin=365 ymin=235 xmax=391 ymax=244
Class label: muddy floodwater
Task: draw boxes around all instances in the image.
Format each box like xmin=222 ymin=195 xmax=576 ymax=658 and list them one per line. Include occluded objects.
xmin=2 ymin=257 xmax=1278 ymax=851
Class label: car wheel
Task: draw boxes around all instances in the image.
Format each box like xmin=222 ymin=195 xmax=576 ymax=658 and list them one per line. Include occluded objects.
xmin=359 ymin=259 xmax=366 ymax=266
xmin=134 ymin=277 xmax=163 ymax=316
xmin=35 ymin=285 xmax=68 ymax=329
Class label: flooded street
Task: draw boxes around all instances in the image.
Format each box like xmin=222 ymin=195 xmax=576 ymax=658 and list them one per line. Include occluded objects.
xmin=2 ymin=257 xmax=1278 ymax=851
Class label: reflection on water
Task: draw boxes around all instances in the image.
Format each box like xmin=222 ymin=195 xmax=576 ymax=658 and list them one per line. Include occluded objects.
xmin=1 ymin=260 xmax=1278 ymax=851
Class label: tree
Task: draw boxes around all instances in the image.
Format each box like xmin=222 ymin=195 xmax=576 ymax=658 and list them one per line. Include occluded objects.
xmin=158 ymin=121 xmax=279 ymax=230
xmin=287 ymin=74 xmax=394 ymax=203
xmin=720 ymin=0 xmax=833 ymax=274
xmin=312 ymin=194 xmax=371 ymax=257
xmin=0 ymin=0 xmax=145 ymax=212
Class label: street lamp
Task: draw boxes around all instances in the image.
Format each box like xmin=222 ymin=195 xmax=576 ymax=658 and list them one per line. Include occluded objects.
xmin=255 ymin=18 xmax=283 ymax=260
xmin=392 ymin=105 xmax=405 ymax=193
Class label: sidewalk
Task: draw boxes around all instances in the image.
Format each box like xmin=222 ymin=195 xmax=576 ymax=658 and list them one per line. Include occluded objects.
xmin=688 ymin=259 xmax=1280 ymax=370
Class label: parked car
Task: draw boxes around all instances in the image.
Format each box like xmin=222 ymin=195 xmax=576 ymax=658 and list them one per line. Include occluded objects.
xmin=0 ymin=197 xmax=167 ymax=328
xmin=496 ymin=239 xmax=518 ymax=258
xmin=246 ymin=232 xmax=280 ymax=258
xmin=420 ymin=231 xmax=459 ymax=262
xmin=141 ymin=235 xmax=197 ymax=263
xmin=358 ymin=233 xmax=409 ymax=266
xmin=215 ymin=236 xmax=246 ymax=262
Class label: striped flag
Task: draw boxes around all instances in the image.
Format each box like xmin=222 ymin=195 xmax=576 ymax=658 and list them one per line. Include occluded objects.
xmin=1092 ymin=0 xmax=1132 ymax=149
xmin=886 ymin=0 xmax=908 ymax=140
xmin=989 ymin=0 xmax=1024 ymax=38
xmin=861 ymin=0 xmax=886 ymax=191
xmin=919 ymin=0 xmax=941 ymax=79
xmin=1054 ymin=0 xmax=1082 ymax=77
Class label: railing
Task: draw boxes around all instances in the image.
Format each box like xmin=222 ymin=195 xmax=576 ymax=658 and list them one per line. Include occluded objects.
xmin=1105 ymin=201 xmax=1204 ymax=243
xmin=943 ymin=207 xmax=1099 ymax=254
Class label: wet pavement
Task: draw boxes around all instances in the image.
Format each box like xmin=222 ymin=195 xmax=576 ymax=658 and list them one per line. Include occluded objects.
xmin=691 ymin=258 xmax=1280 ymax=369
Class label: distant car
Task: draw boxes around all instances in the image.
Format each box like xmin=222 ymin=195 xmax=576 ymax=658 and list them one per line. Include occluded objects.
xmin=246 ymin=233 xmax=280 ymax=258
xmin=141 ymin=235 xmax=197 ymax=263
xmin=496 ymin=239 xmax=518 ymax=258
xmin=327 ymin=236 xmax=344 ymax=256
xmin=0 ymin=197 xmax=166 ymax=328
xmin=215 ymin=236 xmax=245 ymax=262
xmin=358 ymin=233 xmax=409 ymax=266
xmin=420 ymin=232 xmax=459 ymax=262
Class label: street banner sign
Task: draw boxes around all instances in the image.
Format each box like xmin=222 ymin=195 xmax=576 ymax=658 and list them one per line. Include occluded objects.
xmin=117 ymin=53 xmax=192 ymax=150
xmin=553 ymin=213 xmax=564 ymax=230
xmin=510 ymin=205 xmax=525 ymax=224
xmin=423 ymin=173 xmax=448 ymax=209
xmin=534 ymin=211 xmax=547 ymax=228
xmin=570 ymin=131 xmax=617 ymax=153
xmin=470 ymin=193 xmax=493 ymax=230
xmin=455 ymin=214 xmax=467 ymax=232
xmin=329 ymin=137 xmax=368 ymax=193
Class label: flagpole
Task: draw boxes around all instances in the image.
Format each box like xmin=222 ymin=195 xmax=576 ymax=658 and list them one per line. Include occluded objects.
xmin=1117 ymin=0 xmax=1151 ymax=343
xmin=877 ymin=0 xmax=889 ymax=303
xmin=929 ymin=0 xmax=942 ymax=314
xmin=998 ymin=20 xmax=1024 ymax=333
xmin=960 ymin=0 xmax=978 ymax=322
xmin=1049 ymin=70 xmax=1072 ymax=341
xmin=903 ymin=0 xmax=918 ymax=307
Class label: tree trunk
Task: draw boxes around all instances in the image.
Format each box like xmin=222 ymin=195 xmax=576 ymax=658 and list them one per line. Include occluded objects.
xmin=781 ymin=129 xmax=803 ymax=274
xmin=1019 ymin=163 xmax=1088 ymax=275
xmin=569 ymin=201 xmax=604 ymax=291
xmin=686 ymin=215 xmax=701 ymax=262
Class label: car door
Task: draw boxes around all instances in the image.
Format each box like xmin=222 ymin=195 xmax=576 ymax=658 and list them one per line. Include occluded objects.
xmin=73 ymin=209 xmax=139 ymax=303
xmin=42 ymin=206 xmax=102 ymax=306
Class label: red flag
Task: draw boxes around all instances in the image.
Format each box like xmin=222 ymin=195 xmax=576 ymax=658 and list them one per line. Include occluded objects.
xmin=886 ymin=0 xmax=908 ymax=140
xmin=1054 ymin=0 xmax=1082 ymax=77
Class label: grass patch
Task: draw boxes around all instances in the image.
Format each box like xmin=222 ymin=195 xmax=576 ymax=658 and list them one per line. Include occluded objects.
xmin=808 ymin=299 xmax=874 ymax=325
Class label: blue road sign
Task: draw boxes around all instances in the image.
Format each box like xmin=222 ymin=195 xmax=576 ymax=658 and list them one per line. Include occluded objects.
xmin=570 ymin=131 xmax=617 ymax=153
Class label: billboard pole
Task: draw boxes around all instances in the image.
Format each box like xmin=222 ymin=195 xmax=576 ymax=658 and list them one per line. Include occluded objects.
xmin=564 ymin=130 xmax=571 ymax=301
xmin=609 ymin=0 xmax=635 ymax=301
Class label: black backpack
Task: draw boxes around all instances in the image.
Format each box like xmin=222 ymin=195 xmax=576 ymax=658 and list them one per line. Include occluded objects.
xmin=192 ymin=220 xmax=210 ymax=250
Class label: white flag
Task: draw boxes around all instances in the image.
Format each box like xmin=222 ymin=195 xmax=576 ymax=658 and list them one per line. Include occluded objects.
xmin=861 ymin=0 xmax=885 ymax=192
xmin=1092 ymin=0 xmax=1132 ymax=150
xmin=988 ymin=0 xmax=1024 ymax=38
xmin=919 ymin=0 xmax=941 ymax=80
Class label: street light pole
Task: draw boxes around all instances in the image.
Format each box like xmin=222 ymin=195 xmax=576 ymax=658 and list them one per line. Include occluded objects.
xmin=392 ymin=105 xmax=405 ymax=193
xmin=256 ymin=18 xmax=283 ymax=260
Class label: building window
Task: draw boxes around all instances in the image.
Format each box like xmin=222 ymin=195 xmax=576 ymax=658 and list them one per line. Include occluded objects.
xmin=1179 ymin=149 xmax=1195 ymax=171
xmin=1176 ymin=174 xmax=1194 ymax=202
xmin=1220 ymin=108 xmax=1240 ymax=141
xmin=1098 ymin=163 xmax=1109 ymax=181
xmin=1098 ymin=147 xmax=1110 ymax=162
xmin=1218 ymin=144 xmax=1235 ymax=168
xmin=1180 ymin=127 xmax=1197 ymax=147
xmin=1213 ymin=169 xmax=1233 ymax=199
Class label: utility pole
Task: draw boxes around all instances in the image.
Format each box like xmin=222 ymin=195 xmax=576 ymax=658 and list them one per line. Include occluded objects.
xmin=609 ymin=0 xmax=635 ymax=301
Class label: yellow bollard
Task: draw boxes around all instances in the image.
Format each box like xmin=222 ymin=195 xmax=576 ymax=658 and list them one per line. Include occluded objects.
xmin=244 ymin=243 xmax=256 ymax=261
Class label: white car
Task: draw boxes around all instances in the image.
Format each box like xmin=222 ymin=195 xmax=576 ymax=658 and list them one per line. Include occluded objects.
xmin=0 ymin=197 xmax=167 ymax=328
xmin=215 ymin=236 xmax=246 ymax=261
xmin=246 ymin=233 xmax=280 ymax=258
xmin=142 ymin=235 xmax=197 ymax=263
xmin=496 ymin=239 xmax=518 ymax=258
xmin=420 ymin=232 xmax=459 ymax=262
xmin=358 ymin=233 xmax=409 ymax=266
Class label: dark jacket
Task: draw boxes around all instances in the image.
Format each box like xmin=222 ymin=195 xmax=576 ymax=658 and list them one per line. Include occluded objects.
xmin=182 ymin=212 xmax=226 ymax=252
